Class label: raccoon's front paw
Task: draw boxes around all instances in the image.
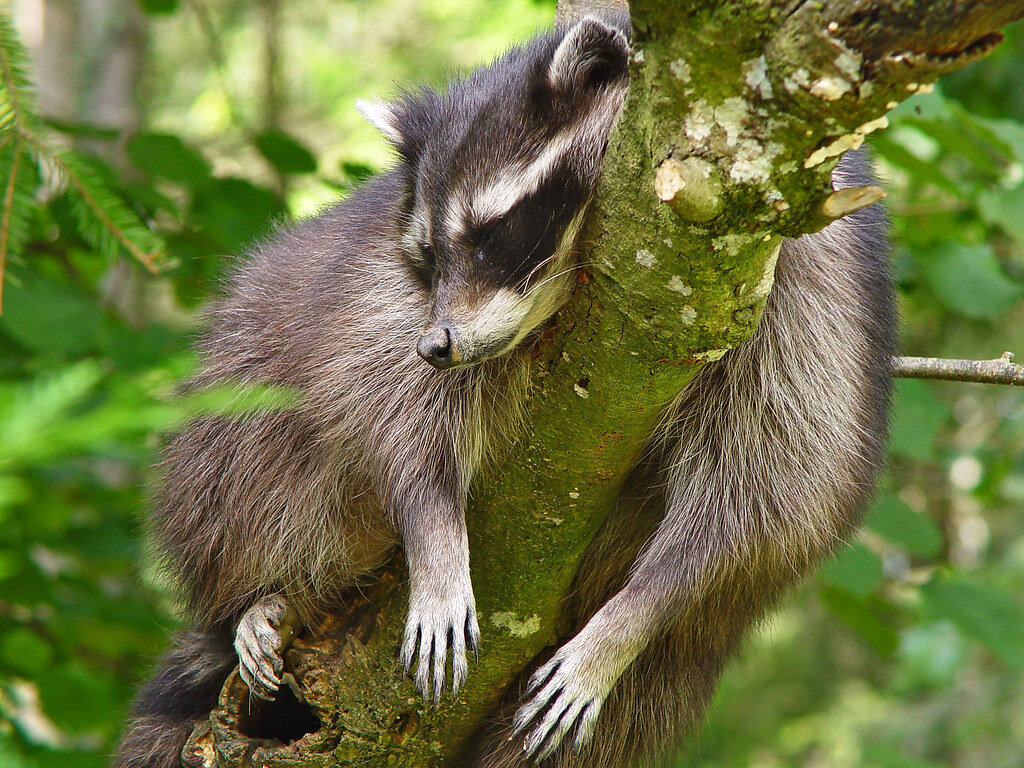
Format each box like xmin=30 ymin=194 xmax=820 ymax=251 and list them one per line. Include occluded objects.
xmin=234 ymin=594 xmax=301 ymax=700
xmin=399 ymin=586 xmax=479 ymax=703
xmin=513 ymin=626 xmax=633 ymax=761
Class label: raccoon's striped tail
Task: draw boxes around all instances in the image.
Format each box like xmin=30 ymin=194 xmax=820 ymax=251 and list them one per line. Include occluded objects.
xmin=112 ymin=629 xmax=236 ymax=768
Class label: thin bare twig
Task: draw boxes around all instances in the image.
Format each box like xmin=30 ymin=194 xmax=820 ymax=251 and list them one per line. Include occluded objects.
xmin=893 ymin=352 xmax=1024 ymax=386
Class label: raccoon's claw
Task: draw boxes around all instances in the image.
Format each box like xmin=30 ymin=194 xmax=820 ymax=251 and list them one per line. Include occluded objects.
xmin=234 ymin=594 xmax=301 ymax=701
xmin=401 ymin=593 xmax=479 ymax=703
xmin=513 ymin=630 xmax=627 ymax=761
xmin=468 ymin=615 xmax=480 ymax=662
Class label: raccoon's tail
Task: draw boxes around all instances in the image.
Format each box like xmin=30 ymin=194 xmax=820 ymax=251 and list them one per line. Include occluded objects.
xmin=112 ymin=629 xmax=236 ymax=768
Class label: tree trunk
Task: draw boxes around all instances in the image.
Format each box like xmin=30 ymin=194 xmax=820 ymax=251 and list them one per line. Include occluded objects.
xmin=184 ymin=1 xmax=1024 ymax=766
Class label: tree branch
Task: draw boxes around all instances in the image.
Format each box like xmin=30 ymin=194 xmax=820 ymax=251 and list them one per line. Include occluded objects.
xmin=893 ymin=352 xmax=1024 ymax=386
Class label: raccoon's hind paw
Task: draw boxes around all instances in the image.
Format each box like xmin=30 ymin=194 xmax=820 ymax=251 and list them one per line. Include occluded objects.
xmin=512 ymin=647 xmax=605 ymax=761
xmin=513 ymin=617 xmax=636 ymax=761
xmin=399 ymin=589 xmax=479 ymax=703
xmin=234 ymin=594 xmax=301 ymax=701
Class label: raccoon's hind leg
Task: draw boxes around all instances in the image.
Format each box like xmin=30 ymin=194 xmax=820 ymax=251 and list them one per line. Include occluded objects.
xmin=512 ymin=154 xmax=893 ymax=761
xmin=234 ymin=594 xmax=303 ymax=700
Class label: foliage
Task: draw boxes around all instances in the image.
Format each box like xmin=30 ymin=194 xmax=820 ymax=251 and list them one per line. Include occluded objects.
xmin=0 ymin=14 xmax=167 ymax=312
xmin=0 ymin=2 xmax=1022 ymax=767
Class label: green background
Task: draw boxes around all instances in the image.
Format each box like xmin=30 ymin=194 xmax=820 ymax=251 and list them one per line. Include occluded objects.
xmin=1 ymin=1 xmax=1024 ymax=766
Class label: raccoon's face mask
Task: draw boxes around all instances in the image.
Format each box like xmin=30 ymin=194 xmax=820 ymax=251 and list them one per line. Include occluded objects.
xmin=358 ymin=15 xmax=629 ymax=369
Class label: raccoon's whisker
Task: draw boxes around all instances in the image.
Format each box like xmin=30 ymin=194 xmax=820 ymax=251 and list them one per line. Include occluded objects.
xmin=525 ymin=259 xmax=599 ymax=295
xmin=524 ymin=263 xmax=587 ymax=295
xmin=519 ymin=204 xmax=587 ymax=292
xmin=519 ymin=241 xmax=593 ymax=290
xmin=519 ymin=250 xmax=562 ymax=291
xmin=517 ymin=218 xmax=561 ymax=290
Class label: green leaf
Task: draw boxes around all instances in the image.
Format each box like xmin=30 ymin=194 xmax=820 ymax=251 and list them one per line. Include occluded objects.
xmin=862 ymin=742 xmax=941 ymax=768
xmin=43 ymin=116 xmax=121 ymax=139
xmin=818 ymin=543 xmax=882 ymax=598
xmin=0 ymin=13 xmax=44 ymax=139
xmin=180 ymin=381 xmax=301 ymax=418
xmin=57 ymin=152 xmax=167 ymax=271
xmin=819 ymin=586 xmax=899 ymax=655
xmin=1 ymin=15 xmax=165 ymax=279
xmin=872 ymin=135 xmax=960 ymax=195
xmin=978 ymin=183 xmax=1024 ymax=245
xmin=865 ymin=493 xmax=943 ymax=557
xmin=0 ymin=269 xmax=106 ymax=357
xmin=0 ymin=627 xmax=54 ymax=675
xmin=895 ymin=622 xmax=967 ymax=691
xmin=340 ymin=160 xmax=376 ymax=183
xmin=255 ymin=129 xmax=318 ymax=175
xmin=914 ymin=242 xmax=1021 ymax=321
xmin=920 ymin=576 xmax=1024 ymax=667
xmin=0 ymin=548 xmax=24 ymax=581
xmin=984 ymin=117 xmax=1024 ymax=164
xmin=0 ymin=139 xmax=39 ymax=285
xmin=35 ymin=661 xmax=123 ymax=732
xmin=0 ymin=733 xmax=36 ymax=768
xmin=888 ymin=379 xmax=949 ymax=461
xmin=0 ymin=474 xmax=29 ymax=520
xmin=98 ymin=322 xmax=181 ymax=371
xmin=127 ymin=132 xmax=211 ymax=186
xmin=191 ymin=177 xmax=283 ymax=252
xmin=0 ymin=359 xmax=103 ymax=464
xmin=910 ymin=118 xmax=1003 ymax=177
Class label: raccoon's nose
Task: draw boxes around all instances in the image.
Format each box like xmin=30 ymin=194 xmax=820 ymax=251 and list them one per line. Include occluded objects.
xmin=417 ymin=326 xmax=456 ymax=369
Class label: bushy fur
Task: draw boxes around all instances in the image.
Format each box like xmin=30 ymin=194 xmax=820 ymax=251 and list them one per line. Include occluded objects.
xmin=115 ymin=631 xmax=236 ymax=768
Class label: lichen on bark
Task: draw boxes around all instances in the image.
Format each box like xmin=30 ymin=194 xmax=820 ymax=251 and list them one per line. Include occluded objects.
xmin=187 ymin=1 xmax=1024 ymax=766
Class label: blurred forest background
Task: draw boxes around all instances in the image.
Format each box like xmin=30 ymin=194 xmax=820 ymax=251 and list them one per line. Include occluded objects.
xmin=1 ymin=1 xmax=1023 ymax=766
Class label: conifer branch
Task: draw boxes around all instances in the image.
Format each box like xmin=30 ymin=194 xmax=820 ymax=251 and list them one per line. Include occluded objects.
xmin=0 ymin=137 xmax=22 ymax=312
xmin=0 ymin=9 xmax=167 ymax=309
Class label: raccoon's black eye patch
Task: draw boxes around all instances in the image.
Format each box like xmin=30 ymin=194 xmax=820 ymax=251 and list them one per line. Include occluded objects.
xmin=407 ymin=243 xmax=435 ymax=288
xmin=464 ymin=170 xmax=589 ymax=291
xmin=472 ymin=218 xmax=501 ymax=248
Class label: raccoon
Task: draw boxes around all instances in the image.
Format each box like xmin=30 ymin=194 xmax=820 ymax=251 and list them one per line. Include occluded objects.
xmin=114 ymin=10 xmax=896 ymax=768
xmin=113 ymin=14 xmax=632 ymax=768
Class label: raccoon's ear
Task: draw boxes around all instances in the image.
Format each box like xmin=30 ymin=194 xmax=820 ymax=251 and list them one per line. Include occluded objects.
xmin=355 ymin=98 xmax=404 ymax=145
xmin=549 ymin=16 xmax=630 ymax=94
xmin=356 ymin=91 xmax=437 ymax=161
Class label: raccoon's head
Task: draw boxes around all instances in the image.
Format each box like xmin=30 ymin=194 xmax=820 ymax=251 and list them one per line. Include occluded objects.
xmin=358 ymin=15 xmax=629 ymax=369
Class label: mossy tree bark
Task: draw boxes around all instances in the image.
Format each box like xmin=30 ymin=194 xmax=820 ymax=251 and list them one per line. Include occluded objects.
xmin=185 ymin=1 xmax=1024 ymax=766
